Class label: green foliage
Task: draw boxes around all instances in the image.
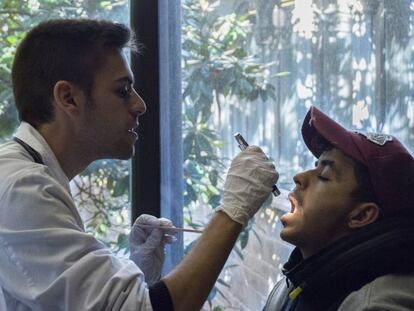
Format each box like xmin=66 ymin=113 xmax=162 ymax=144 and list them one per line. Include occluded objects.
xmin=72 ymin=159 xmax=131 ymax=251
xmin=182 ymin=0 xmax=276 ymax=223
xmin=182 ymin=0 xmax=278 ymax=308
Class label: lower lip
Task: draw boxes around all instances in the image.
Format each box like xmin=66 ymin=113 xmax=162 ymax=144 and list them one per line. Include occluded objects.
xmin=128 ymin=130 xmax=138 ymax=139
xmin=281 ymin=204 xmax=298 ymax=220
xmin=280 ymin=210 xmax=295 ymax=225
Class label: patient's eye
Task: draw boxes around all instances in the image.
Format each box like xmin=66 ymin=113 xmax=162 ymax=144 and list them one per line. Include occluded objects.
xmin=317 ymin=175 xmax=329 ymax=182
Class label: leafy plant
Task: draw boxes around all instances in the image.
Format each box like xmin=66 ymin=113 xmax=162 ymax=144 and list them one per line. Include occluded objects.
xmin=182 ymin=0 xmax=276 ymax=220
xmin=182 ymin=0 xmax=278 ymax=307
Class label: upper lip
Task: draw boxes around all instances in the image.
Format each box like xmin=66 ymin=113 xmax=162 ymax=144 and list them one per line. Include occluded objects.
xmin=127 ymin=122 xmax=139 ymax=132
xmin=288 ymin=192 xmax=298 ymax=213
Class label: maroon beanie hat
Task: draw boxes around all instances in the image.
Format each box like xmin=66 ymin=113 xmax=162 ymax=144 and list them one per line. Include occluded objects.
xmin=302 ymin=106 xmax=414 ymax=217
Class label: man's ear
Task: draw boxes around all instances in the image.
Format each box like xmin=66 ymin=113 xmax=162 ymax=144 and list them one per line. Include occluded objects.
xmin=52 ymin=80 xmax=84 ymax=117
xmin=347 ymin=203 xmax=380 ymax=229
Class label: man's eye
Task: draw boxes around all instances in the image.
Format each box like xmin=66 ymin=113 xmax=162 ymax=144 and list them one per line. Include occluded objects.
xmin=317 ymin=175 xmax=329 ymax=181
xmin=117 ymin=86 xmax=131 ymax=98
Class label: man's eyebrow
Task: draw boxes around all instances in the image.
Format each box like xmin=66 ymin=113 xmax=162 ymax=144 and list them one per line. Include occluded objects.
xmin=315 ymin=159 xmax=336 ymax=170
xmin=113 ymin=76 xmax=134 ymax=84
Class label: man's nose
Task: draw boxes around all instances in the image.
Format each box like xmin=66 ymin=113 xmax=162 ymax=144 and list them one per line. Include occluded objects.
xmin=131 ymin=88 xmax=146 ymax=116
xmin=293 ymin=170 xmax=308 ymax=189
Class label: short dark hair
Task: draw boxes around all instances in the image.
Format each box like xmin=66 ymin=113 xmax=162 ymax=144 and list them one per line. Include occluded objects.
xmin=12 ymin=19 xmax=138 ymax=127
xmin=312 ymin=133 xmax=379 ymax=208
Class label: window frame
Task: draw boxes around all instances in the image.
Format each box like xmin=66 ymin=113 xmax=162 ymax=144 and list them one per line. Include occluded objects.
xmin=130 ymin=0 xmax=183 ymax=272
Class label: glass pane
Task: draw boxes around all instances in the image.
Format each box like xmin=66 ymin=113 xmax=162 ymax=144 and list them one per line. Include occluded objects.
xmin=181 ymin=0 xmax=414 ymax=309
xmin=0 ymin=1 xmax=131 ymax=255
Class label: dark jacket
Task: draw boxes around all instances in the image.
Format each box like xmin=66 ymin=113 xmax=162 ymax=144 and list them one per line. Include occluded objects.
xmin=263 ymin=217 xmax=414 ymax=311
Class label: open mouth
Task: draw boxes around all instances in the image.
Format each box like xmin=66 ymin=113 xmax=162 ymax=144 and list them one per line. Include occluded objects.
xmin=288 ymin=193 xmax=298 ymax=213
xmin=280 ymin=192 xmax=300 ymax=227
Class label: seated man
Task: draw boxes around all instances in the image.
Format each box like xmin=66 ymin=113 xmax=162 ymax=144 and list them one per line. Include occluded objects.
xmin=264 ymin=106 xmax=414 ymax=310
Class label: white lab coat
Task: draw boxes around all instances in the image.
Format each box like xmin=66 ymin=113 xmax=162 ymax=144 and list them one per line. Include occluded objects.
xmin=0 ymin=122 xmax=153 ymax=310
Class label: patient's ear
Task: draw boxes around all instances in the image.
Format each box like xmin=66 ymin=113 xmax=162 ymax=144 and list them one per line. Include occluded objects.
xmin=347 ymin=203 xmax=380 ymax=229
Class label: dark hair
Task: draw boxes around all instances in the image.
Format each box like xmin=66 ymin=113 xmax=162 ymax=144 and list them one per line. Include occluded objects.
xmin=312 ymin=134 xmax=379 ymax=208
xmin=12 ymin=19 xmax=138 ymax=127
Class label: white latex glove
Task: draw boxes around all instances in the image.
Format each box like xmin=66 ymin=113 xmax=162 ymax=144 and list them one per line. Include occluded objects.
xmin=216 ymin=146 xmax=279 ymax=226
xmin=129 ymin=214 xmax=177 ymax=285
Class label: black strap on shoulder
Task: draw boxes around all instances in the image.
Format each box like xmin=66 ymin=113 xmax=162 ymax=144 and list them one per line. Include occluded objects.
xmin=13 ymin=137 xmax=44 ymax=165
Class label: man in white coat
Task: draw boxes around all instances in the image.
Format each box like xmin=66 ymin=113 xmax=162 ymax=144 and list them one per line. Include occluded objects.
xmin=0 ymin=19 xmax=278 ymax=311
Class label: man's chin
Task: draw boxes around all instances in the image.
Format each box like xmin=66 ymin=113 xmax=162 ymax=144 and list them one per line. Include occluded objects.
xmin=118 ymin=148 xmax=134 ymax=160
xmin=106 ymin=146 xmax=135 ymax=161
xmin=279 ymin=226 xmax=298 ymax=245
xmin=123 ymin=145 xmax=135 ymax=159
xmin=279 ymin=228 xmax=289 ymax=242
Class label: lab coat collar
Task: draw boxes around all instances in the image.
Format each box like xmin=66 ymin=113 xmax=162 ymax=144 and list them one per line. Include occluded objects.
xmin=14 ymin=122 xmax=71 ymax=193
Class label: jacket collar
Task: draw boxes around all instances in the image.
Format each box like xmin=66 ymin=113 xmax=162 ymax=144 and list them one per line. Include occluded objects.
xmin=282 ymin=217 xmax=414 ymax=305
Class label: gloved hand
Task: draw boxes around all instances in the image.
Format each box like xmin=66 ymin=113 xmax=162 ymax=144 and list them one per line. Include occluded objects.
xmin=129 ymin=214 xmax=177 ymax=285
xmin=216 ymin=146 xmax=279 ymax=226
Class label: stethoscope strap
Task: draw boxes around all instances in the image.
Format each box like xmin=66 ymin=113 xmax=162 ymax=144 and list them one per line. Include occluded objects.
xmin=13 ymin=137 xmax=44 ymax=165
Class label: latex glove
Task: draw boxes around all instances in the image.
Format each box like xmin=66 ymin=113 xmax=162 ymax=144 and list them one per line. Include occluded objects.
xmin=216 ymin=146 xmax=278 ymax=226
xmin=129 ymin=214 xmax=177 ymax=285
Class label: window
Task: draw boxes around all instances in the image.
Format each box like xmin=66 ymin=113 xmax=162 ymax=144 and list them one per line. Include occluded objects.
xmin=181 ymin=0 xmax=414 ymax=309
xmin=1 ymin=1 xmax=413 ymax=310
xmin=0 ymin=0 xmax=131 ymax=255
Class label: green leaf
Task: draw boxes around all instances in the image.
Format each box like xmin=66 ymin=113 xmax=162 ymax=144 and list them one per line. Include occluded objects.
xmin=207 ymin=286 xmax=217 ymax=301
xmin=208 ymin=170 xmax=219 ymax=185
xmin=184 ymin=183 xmax=198 ymax=205
xmin=252 ymin=228 xmax=263 ymax=248
xmin=233 ymin=245 xmax=244 ymax=260
xmin=238 ymin=228 xmax=250 ymax=249
xmin=260 ymin=90 xmax=269 ymax=102
xmin=216 ymin=278 xmax=231 ymax=288
xmin=99 ymin=223 xmax=108 ymax=234
xmin=272 ymin=71 xmax=290 ymax=77
xmin=184 ymin=238 xmax=199 ymax=255
xmin=195 ymin=133 xmax=213 ymax=155
xmin=183 ymin=132 xmax=195 ymax=158
xmin=112 ymin=175 xmax=129 ymax=197
xmin=6 ymin=35 xmax=18 ymax=44
xmin=186 ymin=160 xmax=203 ymax=180
xmin=209 ymin=194 xmax=221 ymax=209
xmin=117 ymin=233 xmax=129 ymax=249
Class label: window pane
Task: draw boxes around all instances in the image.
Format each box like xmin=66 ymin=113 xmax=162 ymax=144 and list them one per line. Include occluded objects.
xmin=0 ymin=0 xmax=131 ymax=255
xmin=182 ymin=0 xmax=413 ymax=309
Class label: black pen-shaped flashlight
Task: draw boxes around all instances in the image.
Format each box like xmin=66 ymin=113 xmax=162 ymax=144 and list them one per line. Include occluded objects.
xmin=234 ymin=132 xmax=281 ymax=197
